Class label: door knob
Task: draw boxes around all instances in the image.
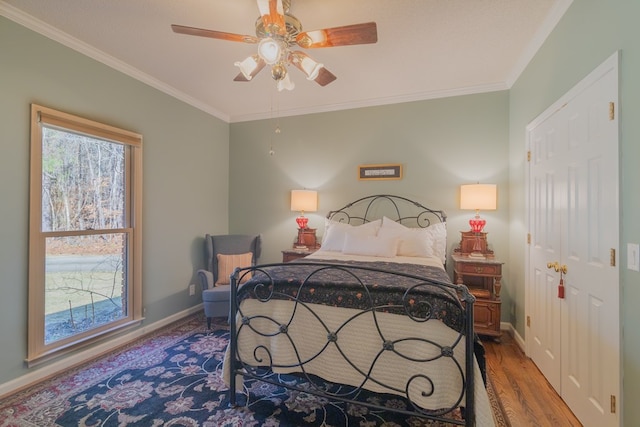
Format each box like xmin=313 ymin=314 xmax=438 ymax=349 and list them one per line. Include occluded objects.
xmin=546 ymin=261 xmax=568 ymax=274
xmin=547 ymin=261 xmax=568 ymax=299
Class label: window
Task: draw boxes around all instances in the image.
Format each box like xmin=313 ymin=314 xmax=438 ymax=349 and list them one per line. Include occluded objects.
xmin=28 ymin=104 xmax=143 ymax=365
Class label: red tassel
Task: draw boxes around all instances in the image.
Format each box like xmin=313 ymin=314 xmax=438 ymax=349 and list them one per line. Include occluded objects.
xmin=558 ymin=278 xmax=565 ymax=299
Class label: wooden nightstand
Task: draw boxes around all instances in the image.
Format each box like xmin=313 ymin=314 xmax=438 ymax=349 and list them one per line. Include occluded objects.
xmin=451 ymin=253 xmax=503 ymax=338
xmin=282 ymin=247 xmax=318 ymax=262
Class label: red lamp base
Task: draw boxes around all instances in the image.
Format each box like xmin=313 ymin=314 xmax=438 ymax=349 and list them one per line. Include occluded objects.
xmin=469 ymin=214 xmax=487 ymax=257
xmin=296 ymin=215 xmax=309 ymax=229
xmin=469 ymin=215 xmax=486 ymax=233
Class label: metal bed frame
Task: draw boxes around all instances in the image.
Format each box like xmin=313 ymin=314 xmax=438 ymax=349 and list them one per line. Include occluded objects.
xmin=227 ymin=195 xmax=477 ymax=426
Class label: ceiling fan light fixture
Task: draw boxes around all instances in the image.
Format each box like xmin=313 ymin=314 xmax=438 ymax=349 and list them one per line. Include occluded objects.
xmin=258 ymin=38 xmax=282 ymax=64
xmin=234 ymin=55 xmax=261 ymax=80
xmin=276 ymin=72 xmax=295 ymax=91
xmin=299 ymin=57 xmax=322 ymax=80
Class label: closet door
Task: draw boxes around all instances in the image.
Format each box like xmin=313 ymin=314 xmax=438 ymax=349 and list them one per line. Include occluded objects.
xmin=527 ymin=53 xmax=620 ymax=427
xmin=529 ymin=104 xmax=565 ymax=391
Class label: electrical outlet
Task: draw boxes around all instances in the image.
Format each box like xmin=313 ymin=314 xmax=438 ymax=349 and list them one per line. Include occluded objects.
xmin=189 ymin=284 xmax=196 ymax=296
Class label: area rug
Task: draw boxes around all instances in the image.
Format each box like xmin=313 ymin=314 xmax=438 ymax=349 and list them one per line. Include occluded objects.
xmin=0 ymin=314 xmax=508 ymax=426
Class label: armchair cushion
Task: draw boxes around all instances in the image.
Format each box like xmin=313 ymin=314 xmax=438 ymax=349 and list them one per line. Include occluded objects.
xmin=214 ymin=252 xmax=253 ymax=286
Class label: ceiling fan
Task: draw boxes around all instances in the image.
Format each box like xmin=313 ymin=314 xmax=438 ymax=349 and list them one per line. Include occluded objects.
xmin=171 ymin=0 xmax=377 ymax=91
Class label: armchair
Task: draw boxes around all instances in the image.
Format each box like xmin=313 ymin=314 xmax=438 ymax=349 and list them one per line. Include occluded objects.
xmin=197 ymin=234 xmax=261 ymax=328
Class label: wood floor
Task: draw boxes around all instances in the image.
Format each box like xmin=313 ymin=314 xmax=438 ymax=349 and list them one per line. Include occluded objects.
xmin=482 ymin=332 xmax=583 ymax=426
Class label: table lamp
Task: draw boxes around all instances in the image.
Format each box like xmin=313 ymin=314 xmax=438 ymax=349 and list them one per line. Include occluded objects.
xmin=460 ymin=183 xmax=497 ymax=257
xmin=291 ymin=190 xmax=318 ymax=247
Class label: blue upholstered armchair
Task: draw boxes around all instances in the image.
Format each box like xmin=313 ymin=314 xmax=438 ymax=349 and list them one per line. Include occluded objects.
xmin=197 ymin=234 xmax=261 ymax=328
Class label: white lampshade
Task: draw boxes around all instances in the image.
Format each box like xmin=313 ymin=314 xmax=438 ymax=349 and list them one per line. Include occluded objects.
xmin=290 ymin=190 xmax=318 ymax=213
xmin=460 ymin=184 xmax=497 ymax=211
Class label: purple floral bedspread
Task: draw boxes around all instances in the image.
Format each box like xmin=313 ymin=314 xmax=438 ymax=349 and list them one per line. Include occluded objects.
xmin=235 ymin=258 xmax=467 ymax=333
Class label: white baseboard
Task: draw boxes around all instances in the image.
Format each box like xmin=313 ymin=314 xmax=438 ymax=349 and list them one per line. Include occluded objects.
xmin=0 ymin=304 xmax=203 ymax=399
xmin=500 ymin=321 xmax=526 ymax=352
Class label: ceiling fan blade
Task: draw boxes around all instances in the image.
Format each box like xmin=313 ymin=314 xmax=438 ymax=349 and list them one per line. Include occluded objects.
xmin=290 ymin=51 xmax=337 ymax=86
xmin=313 ymin=67 xmax=337 ymax=86
xmin=233 ymin=72 xmax=253 ymax=82
xmin=171 ymin=24 xmax=258 ymax=44
xmin=256 ymin=0 xmax=286 ymax=36
xmin=233 ymin=55 xmax=267 ymax=81
xmin=296 ymin=22 xmax=378 ymax=48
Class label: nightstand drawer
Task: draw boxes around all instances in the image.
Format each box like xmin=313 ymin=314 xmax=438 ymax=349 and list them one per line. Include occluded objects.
xmin=458 ymin=263 xmax=501 ymax=275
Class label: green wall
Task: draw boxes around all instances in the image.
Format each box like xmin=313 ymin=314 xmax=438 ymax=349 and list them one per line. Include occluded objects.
xmin=508 ymin=0 xmax=640 ymax=424
xmin=229 ymin=91 xmax=510 ymax=300
xmin=0 ymin=17 xmax=229 ymax=385
xmin=4 ymin=0 xmax=640 ymax=423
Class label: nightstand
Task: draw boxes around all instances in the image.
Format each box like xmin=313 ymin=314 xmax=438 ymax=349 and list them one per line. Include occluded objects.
xmin=451 ymin=253 xmax=503 ymax=338
xmin=282 ymin=247 xmax=318 ymax=262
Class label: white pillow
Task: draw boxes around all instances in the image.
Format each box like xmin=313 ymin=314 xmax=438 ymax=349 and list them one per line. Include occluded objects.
xmin=381 ymin=216 xmax=404 ymax=229
xmin=424 ymin=221 xmax=447 ymax=264
xmin=377 ymin=226 xmax=433 ymax=258
xmin=321 ymin=219 xmax=381 ymax=252
xmin=324 ymin=217 xmax=382 ymax=236
xmin=342 ymin=233 xmax=399 ymax=258
xmin=380 ymin=216 xmax=447 ymax=262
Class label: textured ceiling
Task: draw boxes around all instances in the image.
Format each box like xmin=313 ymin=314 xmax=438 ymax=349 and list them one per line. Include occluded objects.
xmin=1 ymin=0 xmax=570 ymax=122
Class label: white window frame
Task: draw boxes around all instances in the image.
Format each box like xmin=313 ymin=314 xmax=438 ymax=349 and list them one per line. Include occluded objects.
xmin=27 ymin=104 xmax=143 ymax=365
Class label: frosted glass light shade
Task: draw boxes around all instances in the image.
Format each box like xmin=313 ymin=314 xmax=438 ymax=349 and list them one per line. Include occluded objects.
xmin=276 ymin=72 xmax=295 ymax=91
xmin=291 ymin=51 xmax=323 ymax=81
xmin=234 ymin=55 xmax=260 ymax=80
xmin=258 ymin=38 xmax=282 ymax=64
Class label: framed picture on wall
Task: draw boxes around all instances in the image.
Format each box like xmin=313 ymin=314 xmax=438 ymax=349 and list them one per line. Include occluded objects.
xmin=358 ymin=164 xmax=403 ymax=180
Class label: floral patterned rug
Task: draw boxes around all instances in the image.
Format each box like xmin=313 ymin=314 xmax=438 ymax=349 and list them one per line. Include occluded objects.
xmin=0 ymin=314 xmax=506 ymax=426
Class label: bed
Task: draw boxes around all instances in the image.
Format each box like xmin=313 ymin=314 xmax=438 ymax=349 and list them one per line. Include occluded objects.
xmin=223 ymin=195 xmax=493 ymax=426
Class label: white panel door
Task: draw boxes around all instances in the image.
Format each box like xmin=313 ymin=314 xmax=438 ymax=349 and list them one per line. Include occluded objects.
xmin=529 ymin=104 xmax=566 ymax=391
xmin=527 ymin=53 xmax=620 ymax=426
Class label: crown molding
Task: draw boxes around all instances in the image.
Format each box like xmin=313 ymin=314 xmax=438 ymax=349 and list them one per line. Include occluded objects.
xmin=0 ymin=3 xmax=230 ymax=123
xmin=2 ymin=1 xmax=566 ymax=125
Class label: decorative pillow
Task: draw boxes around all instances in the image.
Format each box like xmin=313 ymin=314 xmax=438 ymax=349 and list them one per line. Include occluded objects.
xmin=215 ymin=252 xmax=253 ymax=286
xmin=321 ymin=219 xmax=382 ymax=252
xmin=342 ymin=233 xmax=399 ymax=258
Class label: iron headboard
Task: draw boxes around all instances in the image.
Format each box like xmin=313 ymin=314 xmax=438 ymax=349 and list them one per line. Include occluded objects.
xmin=326 ymin=194 xmax=446 ymax=228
